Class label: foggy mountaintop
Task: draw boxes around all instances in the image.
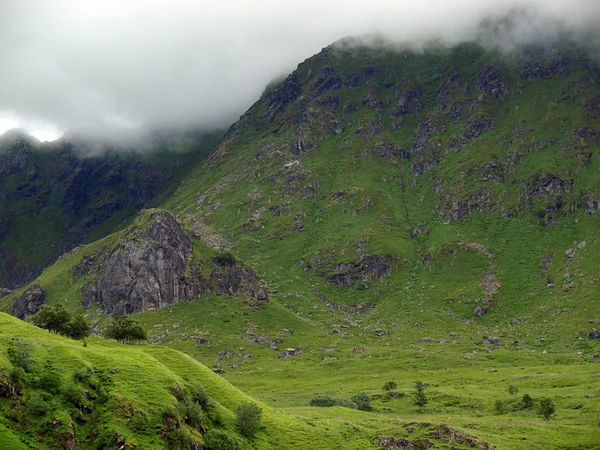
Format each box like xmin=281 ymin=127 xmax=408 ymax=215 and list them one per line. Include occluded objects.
xmin=1 ymin=0 xmax=599 ymax=141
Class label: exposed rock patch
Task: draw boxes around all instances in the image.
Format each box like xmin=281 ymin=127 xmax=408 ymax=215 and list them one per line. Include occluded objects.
xmin=327 ymin=255 xmax=394 ymax=287
xmin=11 ymin=284 xmax=46 ymax=320
xmin=77 ymin=210 xmax=266 ymax=315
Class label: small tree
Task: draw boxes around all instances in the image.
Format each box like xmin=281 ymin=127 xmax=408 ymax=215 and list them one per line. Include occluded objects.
xmin=494 ymin=400 xmax=505 ymax=415
xmin=104 ymin=316 xmax=147 ymax=343
xmin=351 ymin=392 xmax=372 ymax=411
xmin=382 ymin=381 xmax=398 ymax=393
xmin=235 ymin=401 xmax=262 ymax=437
xmin=506 ymin=385 xmax=519 ymax=396
xmin=413 ymin=381 xmax=427 ymax=408
xmin=539 ymin=398 xmax=556 ymax=422
xmin=522 ymin=393 xmax=533 ymax=409
xmin=32 ymin=304 xmax=71 ymax=333
xmin=31 ymin=304 xmax=90 ymax=340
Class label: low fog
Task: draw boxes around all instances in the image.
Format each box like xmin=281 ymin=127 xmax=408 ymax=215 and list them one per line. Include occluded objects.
xmin=1 ymin=0 xmax=599 ymax=141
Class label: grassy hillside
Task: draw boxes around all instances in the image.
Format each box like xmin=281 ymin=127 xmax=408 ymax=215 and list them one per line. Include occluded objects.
xmin=3 ymin=39 xmax=600 ymax=448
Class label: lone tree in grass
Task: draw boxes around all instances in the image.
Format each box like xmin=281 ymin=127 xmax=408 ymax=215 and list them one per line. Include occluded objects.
xmin=413 ymin=381 xmax=427 ymax=408
xmin=382 ymin=381 xmax=398 ymax=393
xmin=235 ymin=401 xmax=262 ymax=437
xmin=32 ymin=304 xmax=90 ymax=340
xmin=103 ymin=316 xmax=147 ymax=343
xmin=539 ymin=398 xmax=556 ymax=422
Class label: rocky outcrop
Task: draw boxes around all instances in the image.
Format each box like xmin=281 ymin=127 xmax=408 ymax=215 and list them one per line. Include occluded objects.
xmin=77 ymin=210 xmax=267 ymax=315
xmin=327 ymin=255 xmax=394 ymax=287
xmin=11 ymin=284 xmax=46 ymax=319
xmin=209 ymin=257 xmax=267 ymax=301
xmin=90 ymin=210 xmax=200 ymax=315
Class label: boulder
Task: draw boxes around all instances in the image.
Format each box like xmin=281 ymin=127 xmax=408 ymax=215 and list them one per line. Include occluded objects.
xmin=482 ymin=336 xmax=501 ymax=345
xmin=10 ymin=284 xmax=46 ymax=320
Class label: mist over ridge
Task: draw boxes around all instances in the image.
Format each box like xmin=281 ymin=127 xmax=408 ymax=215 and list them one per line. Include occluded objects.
xmin=1 ymin=0 xmax=599 ymax=140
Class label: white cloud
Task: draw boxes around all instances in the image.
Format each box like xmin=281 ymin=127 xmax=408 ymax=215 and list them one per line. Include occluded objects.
xmin=1 ymin=0 xmax=599 ymax=141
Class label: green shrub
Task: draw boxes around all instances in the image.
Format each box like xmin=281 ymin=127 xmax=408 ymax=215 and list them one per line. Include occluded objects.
xmin=73 ymin=368 xmax=91 ymax=384
xmin=309 ymin=395 xmax=355 ymax=408
xmin=382 ymin=381 xmax=398 ymax=392
xmin=180 ymin=401 xmax=203 ymax=428
xmin=413 ymin=381 xmax=427 ymax=408
xmin=539 ymin=398 xmax=556 ymax=422
xmin=494 ymin=400 xmax=505 ymax=415
xmin=104 ymin=316 xmax=147 ymax=343
xmin=7 ymin=339 xmax=34 ymax=372
xmin=212 ymin=253 xmax=236 ymax=267
xmin=189 ymin=381 xmax=212 ymax=409
xmin=35 ymin=369 xmax=62 ymax=394
xmin=26 ymin=393 xmax=50 ymax=416
xmin=31 ymin=304 xmax=90 ymax=340
xmin=235 ymin=401 xmax=262 ymax=437
xmin=203 ymin=429 xmax=240 ymax=450
xmin=63 ymin=383 xmax=83 ymax=407
xmin=522 ymin=393 xmax=534 ymax=409
xmin=350 ymin=392 xmax=372 ymax=411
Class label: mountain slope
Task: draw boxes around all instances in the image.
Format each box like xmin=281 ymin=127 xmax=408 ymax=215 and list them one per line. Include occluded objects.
xmin=3 ymin=39 xmax=600 ymax=449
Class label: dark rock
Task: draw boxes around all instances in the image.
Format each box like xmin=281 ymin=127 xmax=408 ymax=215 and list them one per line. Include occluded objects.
xmin=313 ymin=67 xmax=343 ymax=94
xmin=463 ymin=116 xmax=494 ymax=140
xmin=93 ymin=210 xmax=200 ymax=315
xmin=316 ymin=95 xmax=340 ymax=109
xmin=209 ymin=259 xmax=268 ymax=301
xmin=362 ymin=86 xmax=383 ymax=111
xmin=346 ymin=73 xmax=360 ymax=89
xmin=473 ymin=306 xmax=488 ymax=317
xmin=477 ymin=64 xmax=508 ymax=99
xmin=327 ymin=255 xmax=394 ymax=287
xmin=341 ymin=100 xmax=357 ymax=118
xmin=278 ymin=347 xmax=302 ymax=358
xmin=482 ymin=336 xmax=501 ymax=345
xmin=0 ymin=287 xmax=11 ymax=298
xmin=588 ymin=331 xmax=600 ymax=340
xmin=480 ymin=160 xmax=504 ymax=182
xmin=11 ymin=284 xmax=46 ymax=320
xmin=213 ymin=369 xmax=226 ymax=374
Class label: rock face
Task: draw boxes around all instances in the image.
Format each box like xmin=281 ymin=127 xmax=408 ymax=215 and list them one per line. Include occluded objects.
xmin=93 ymin=210 xmax=200 ymax=315
xmin=210 ymin=259 xmax=268 ymax=300
xmin=327 ymin=255 xmax=394 ymax=287
xmin=11 ymin=284 xmax=46 ymax=319
xmin=78 ymin=210 xmax=267 ymax=315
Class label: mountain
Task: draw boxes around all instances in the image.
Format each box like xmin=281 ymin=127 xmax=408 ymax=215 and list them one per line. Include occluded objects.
xmin=0 ymin=128 xmax=222 ymax=289
xmin=2 ymin=38 xmax=600 ymax=449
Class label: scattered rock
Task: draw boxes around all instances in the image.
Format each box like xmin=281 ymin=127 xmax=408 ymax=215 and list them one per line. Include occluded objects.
xmin=482 ymin=336 xmax=501 ymax=345
xmin=278 ymin=347 xmax=302 ymax=358
xmin=472 ymin=306 xmax=488 ymax=317
xmin=588 ymin=331 xmax=600 ymax=340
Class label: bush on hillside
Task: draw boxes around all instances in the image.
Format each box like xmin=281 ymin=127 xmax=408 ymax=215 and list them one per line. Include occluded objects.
xmin=31 ymin=304 xmax=90 ymax=340
xmin=7 ymin=339 xmax=34 ymax=372
xmin=203 ymin=429 xmax=240 ymax=450
xmin=309 ymin=395 xmax=355 ymax=408
xmin=235 ymin=401 xmax=262 ymax=437
xmin=103 ymin=316 xmax=147 ymax=343
xmin=351 ymin=392 xmax=372 ymax=411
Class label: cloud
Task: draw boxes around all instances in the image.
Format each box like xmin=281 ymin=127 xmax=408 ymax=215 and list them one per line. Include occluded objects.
xmin=0 ymin=0 xmax=599 ymax=141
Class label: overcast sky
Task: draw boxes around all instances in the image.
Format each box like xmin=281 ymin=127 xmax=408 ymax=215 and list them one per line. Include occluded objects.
xmin=1 ymin=0 xmax=599 ymax=141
